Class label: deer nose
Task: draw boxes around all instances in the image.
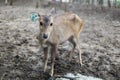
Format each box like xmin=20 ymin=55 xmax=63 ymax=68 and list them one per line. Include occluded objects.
xmin=43 ymin=34 xmax=48 ymax=39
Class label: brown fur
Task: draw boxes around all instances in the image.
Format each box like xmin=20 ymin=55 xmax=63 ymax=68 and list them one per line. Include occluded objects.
xmin=38 ymin=13 xmax=83 ymax=76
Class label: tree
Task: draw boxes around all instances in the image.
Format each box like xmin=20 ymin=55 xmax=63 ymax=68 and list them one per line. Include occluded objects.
xmin=114 ymin=0 xmax=117 ymax=8
xmin=5 ymin=0 xmax=8 ymax=5
xmin=92 ymin=0 xmax=95 ymax=5
xmin=86 ymin=0 xmax=90 ymax=4
xmin=36 ymin=1 xmax=39 ymax=8
xmin=97 ymin=0 xmax=104 ymax=10
xmin=108 ymin=0 xmax=111 ymax=8
xmin=10 ymin=0 xmax=13 ymax=5
xmin=39 ymin=0 xmax=49 ymax=7
xmin=116 ymin=0 xmax=120 ymax=8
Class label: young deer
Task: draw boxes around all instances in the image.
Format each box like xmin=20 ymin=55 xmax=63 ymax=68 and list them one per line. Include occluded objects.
xmin=37 ymin=12 xmax=83 ymax=76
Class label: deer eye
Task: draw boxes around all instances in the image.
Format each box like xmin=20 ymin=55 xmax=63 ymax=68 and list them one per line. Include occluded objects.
xmin=40 ymin=22 xmax=43 ymax=26
xmin=50 ymin=23 xmax=53 ymax=26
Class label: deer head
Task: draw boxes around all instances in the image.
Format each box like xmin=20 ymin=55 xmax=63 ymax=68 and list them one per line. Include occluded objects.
xmin=38 ymin=15 xmax=53 ymax=40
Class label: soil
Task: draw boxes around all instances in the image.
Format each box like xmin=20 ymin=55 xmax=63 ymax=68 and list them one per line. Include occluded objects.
xmin=0 ymin=5 xmax=120 ymax=80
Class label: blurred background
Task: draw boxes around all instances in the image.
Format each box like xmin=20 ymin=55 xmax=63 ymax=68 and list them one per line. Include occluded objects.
xmin=0 ymin=0 xmax=120 ymax=20
xmin=0 ymin=0 xmax=120 ymax=8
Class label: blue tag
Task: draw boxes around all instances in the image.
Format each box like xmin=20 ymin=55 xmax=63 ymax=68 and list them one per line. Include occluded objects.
xmin=31 ymin=13 xmax=39 ymax=22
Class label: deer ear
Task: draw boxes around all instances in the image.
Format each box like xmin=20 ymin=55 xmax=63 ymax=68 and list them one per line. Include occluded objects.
xmin=31 ymin=12 xmax=40 ymax=22
xmin=48 ymin=7 xmax=56 ymax=17
xmin=50 ymin=7 xmax=56 ymax=15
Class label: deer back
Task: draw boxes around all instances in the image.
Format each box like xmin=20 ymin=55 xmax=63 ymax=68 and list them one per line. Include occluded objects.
xmin=47 ymin=13 xmax=83 ymax=44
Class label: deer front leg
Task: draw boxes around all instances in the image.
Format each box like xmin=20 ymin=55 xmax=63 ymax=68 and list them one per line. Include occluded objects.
xmin=43 ymin=47 xmax=49 ymax=72
xmin=50 ymin=44 xmax=57 ymax=76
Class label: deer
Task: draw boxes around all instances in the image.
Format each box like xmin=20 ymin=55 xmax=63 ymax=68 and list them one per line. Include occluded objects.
xmin=34 ymin=10 xmax=83 ymax=76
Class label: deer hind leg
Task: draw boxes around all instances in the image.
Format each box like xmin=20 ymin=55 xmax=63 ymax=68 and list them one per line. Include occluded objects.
xmin=43 ymin=47 xmax=49 ymax=72
xmin=50 ymin=44 xmax=58 ymax=76
xmin=76 ymin=36 xmax=82 ymax=66
xmin=68 ymin=36 xmax=76 ymax=62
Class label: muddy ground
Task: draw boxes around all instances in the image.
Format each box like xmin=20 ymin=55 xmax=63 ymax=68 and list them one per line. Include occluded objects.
xmin=0 ymin=5 xmax=120 ymax=80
